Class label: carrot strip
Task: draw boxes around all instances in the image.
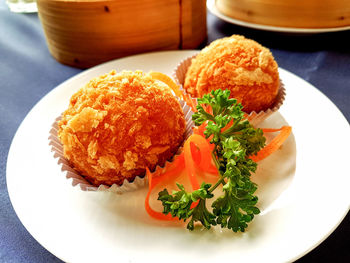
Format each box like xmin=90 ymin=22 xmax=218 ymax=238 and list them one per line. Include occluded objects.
xmin=190 ymin=142 xmax=201 ymax=166
xmin=192 ymin=124 xmax=218 ymax=174
xmin=184 ymin=134 xmax=220 ymax=190
xmin=144 ymin=131 xmax=217 ymax=220
xmin=192 ymin=140 xmax=217 ymax=175
xmin=144 ymin=168 xmax=175 ymax=221
xmin=183 ymin=136 xmax=200 ymax=190
xmin=144 ymin=155 xmax=185 ymax=221
xmin=148 ymin=71 xmax=183 ymax=99
xmin=251 ymin=126 xmax=292 ymax=162
xmin=261 ymin=128 xmax=286 ymax=133
xmin=183 ymin=93 xmax=197 ymax=112
xmin=148 ymin=71 xmax=198 ymax=112
xmin=193 ymin=123 xmax=206 ymax=137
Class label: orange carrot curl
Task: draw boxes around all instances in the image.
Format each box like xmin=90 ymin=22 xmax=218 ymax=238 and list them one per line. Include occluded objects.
xmin=145 ymin=133 xmax=217 ymax=220
xmin=250 ymin=126 xmax=292 ymax=162
xmin=145 ymin=124 xmax=292 ymax=221
xmin=144 ymin=154 xmax=185 ymax=221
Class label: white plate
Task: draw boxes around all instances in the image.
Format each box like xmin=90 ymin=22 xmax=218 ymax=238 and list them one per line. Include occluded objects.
xmin=7 ymin=51 xmax=350 ymax=263
xmin=207 ymin=0 xmax=350 ymax=34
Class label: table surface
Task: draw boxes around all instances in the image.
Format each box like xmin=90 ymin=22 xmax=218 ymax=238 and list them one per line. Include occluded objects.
xmin=1 ymin=2 xmax=349 ymax=262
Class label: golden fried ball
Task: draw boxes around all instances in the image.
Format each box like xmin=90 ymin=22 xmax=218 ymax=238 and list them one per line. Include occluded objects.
xmin=184 ymin=35 xmax=280 ymax=113
xmin=58 ymin=70 xmax=185 ymax=186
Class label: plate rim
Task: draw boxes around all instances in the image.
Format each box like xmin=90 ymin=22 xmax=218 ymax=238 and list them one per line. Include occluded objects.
xmin=207 ymin=0 xmax=350 ymax=34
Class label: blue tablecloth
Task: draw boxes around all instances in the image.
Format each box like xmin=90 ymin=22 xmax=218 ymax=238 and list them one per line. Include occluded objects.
xmin=1 ymin=2 xmax=349 ymax=262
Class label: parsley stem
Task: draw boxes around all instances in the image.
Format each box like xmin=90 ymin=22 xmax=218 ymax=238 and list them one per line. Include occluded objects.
xmin=208 ymin=175 xmax=225 ymax=193
xmin=221 ymin=118 xmax=241 ymax=136
xmin=208 ymin=150 xmax=226 ymax=193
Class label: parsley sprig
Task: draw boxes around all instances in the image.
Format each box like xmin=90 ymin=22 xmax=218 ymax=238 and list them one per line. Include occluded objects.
xmin=158 ymin=89 xmax=266 ymax=232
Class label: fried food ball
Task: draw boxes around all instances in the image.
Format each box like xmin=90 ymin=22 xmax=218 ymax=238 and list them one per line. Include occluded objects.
xmin=58 ymin=70 xmax=186 ymax=186
xmin=184 ymin=35 xmax=280 ymax=113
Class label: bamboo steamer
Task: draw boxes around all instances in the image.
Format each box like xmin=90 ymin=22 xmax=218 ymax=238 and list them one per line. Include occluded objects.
xmin=37 ymin=0 xmax=207 ymax=68
xmin=216 ymin=0 xmax=350 ymax=28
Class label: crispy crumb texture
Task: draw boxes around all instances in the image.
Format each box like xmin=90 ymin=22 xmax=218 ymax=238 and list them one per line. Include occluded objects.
xmin=58 ymin=70 xmax=185 ymax=186
xmin=184 ymin=35 xmax=280 ymax=113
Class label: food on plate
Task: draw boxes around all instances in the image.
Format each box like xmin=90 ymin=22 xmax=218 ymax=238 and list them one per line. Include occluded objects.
xmin=183 ymin=35 xmax=280 ymax=113
xmin=145 ymin=89 xmax=292 ymax=232
xmin=54 ymin=56 xmax=291 ymax=233
xmin=58 ymin=70 xmax=186 ymax=186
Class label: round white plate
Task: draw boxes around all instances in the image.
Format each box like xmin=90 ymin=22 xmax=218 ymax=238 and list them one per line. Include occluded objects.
xmin=7 ymin=51 xmax=350 ymax=263
xmin=207 ymin=0 xmax=350 ymax=34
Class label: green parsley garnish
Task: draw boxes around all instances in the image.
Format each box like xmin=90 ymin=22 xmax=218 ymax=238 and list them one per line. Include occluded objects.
xmin=158 ymin=89 xmax=266 ymax=232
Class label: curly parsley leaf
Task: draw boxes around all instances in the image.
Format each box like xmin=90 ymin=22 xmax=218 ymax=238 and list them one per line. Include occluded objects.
xmin=212 ymin=188 xmax=260 ymax=232
xmin=158 ymin=183 xmax=215 ymax=227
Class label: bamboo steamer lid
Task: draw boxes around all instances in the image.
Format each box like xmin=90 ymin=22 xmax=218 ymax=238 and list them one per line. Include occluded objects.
xmin=37 ymin=0 xmax=207 ymax=68
xmin=216 ymin=0 xmax=350 ymax=29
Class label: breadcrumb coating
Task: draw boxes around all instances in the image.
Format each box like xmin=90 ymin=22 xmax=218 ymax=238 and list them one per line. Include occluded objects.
xmin=184 ymin=35 xmax=280 ymax=113
xmin=58 ymin=70 xmax=186 ymax=186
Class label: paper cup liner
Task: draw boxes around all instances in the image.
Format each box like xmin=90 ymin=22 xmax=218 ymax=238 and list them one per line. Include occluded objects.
xmin=49 ymin=98 xmax=194 ymax=193
xmin=173 ymin=54 xmax=286 ymax=127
